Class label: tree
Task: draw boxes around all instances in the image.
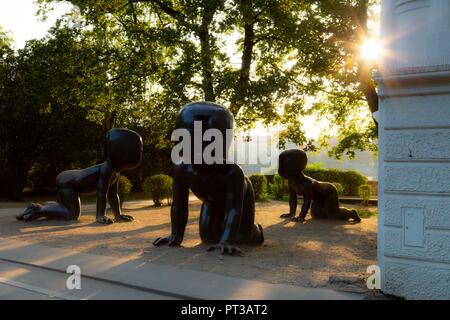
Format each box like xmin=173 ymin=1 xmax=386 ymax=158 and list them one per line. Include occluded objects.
xmin=37 ymin=1 xmax=380 ymax=157
xmin=0 ymin=26 xmax=13 ymax=50
xmin=0 ymin=25 xmax=121 ymax=199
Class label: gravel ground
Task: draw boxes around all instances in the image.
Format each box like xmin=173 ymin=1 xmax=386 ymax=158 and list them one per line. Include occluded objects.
xmin=0 ymin=199 xmax=377 ymax=290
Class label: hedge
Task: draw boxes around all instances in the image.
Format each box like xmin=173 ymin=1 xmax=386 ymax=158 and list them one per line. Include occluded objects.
xmin=304 ymin=167 xmax=368 ymax=196
xmin=249 ymin=174 xmax=268 ymax=201
xmin=142 ymin=174 xmax=173 ymax=206
xmin=266 ymin=167 xmax=367 ymax=197
xmin=268 ymin=173 xmax=289 ymax=199
xmin=118 ymin=175 xmax=133 ymax=208
xmin=332 ymin=182 xmax=344 ymax=197
xmin=358 ymin=184 xmax=372 ymax=206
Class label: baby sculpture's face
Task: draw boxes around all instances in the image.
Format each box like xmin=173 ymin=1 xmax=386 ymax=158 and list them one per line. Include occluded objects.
xmin=278 ymin=150 xmax=308 ymax=180
xmin=106 ymin=128 xmax=143 ymax=172
xmin=176 ymin=101 xmax=234 ymax=166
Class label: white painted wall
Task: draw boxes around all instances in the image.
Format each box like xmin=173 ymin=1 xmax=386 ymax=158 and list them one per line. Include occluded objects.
xmin=376 ymin=0 xmax=450 ymax=299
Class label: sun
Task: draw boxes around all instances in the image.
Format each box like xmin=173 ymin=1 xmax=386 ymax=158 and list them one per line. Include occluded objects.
xmin=360 ymin=38 xmax=382 ymax=63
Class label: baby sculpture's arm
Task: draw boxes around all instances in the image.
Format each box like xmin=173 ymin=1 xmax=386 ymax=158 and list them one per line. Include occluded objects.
xmin=108 ymin=178 xmax=134 ymax=222
xmin=96 ymin=163 xmax=115 ymax=224
xmin=207 ymin=168 xmax=244 ymax=255
xmin=280 ymin=188 xmax=298 ymax=218
xmin=153 ymin=165 xmax=189 ymax=246
xmin=293 ymin=177 xmax=313 ymax=222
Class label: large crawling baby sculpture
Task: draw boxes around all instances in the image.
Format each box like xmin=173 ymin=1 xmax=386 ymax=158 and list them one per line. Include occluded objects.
xmin=153 ymin=101 xmax=264 ymax=254
xmin=17 ymin=128 xmax=143 ymax=224
xmin=278 ymin=149 xmax=361 ymax=223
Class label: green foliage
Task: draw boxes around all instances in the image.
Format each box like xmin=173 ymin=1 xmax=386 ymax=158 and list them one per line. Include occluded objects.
xmin=249 ymin=174 xmax=268 ymax=201
xmin=37 ymin=0 xmax=379 ymax=159
xmin=355 ymin=208 xmax=377 ymax=219
xmin=0 ymin=27 xmax=108 ymax=199
xmin=142 ymin=174 xmax=173 ymax=206
xmin=305 ymin=166 xmax=368 ymax=196
xmin=118 ymin=175 xmax=133 ymax=208
xmin=269 ymin=173 xmax=290 ymax=199
xmin=306 ymin=162 xmax=325 ymax=170
xmin=358 ymin=184 xmax=372 ymax=206
xmin=0 ymin=21 xmax=173 ymax=199
xmin=332 ymin=182 xmax=344 ymax=197
xmin=0 ymin=26 xmax=13 ymax=50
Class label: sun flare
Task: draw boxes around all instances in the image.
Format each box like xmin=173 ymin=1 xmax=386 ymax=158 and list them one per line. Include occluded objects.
xmin=360 ymin=38 xmax=382 ymax=62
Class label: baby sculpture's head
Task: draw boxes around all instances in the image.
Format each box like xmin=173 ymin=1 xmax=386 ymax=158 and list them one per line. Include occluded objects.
xmin=278 ymin=149 xmax=308 ymax=180
xmin=175 ymin=101 xmax=234 ymax=165
xmin=106 ymin=128 xmax=143 ymax=172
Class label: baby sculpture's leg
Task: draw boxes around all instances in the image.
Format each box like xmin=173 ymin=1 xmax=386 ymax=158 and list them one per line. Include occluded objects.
xmin=17 ymin=187 xmax=80 ymax=221
xmin=199 ymin=203 xmax=224 ymax=243
xmin=323 ymin=186 xmax=361 ymax=222
xmin=310 ymin=201 xmax=328 ymax=219
xmin=236 ymin=184 xmax=264 ymax=244
xmin=336 ymin=208 xmax=361 ymax=222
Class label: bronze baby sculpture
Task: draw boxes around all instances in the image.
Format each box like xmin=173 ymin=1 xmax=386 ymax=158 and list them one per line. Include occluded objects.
xmin=153 ymin=101 xmax=264 ymax=254
xmin=17 ymin=128 xmax=143 ymax=224
xmin=278 ymin=149 xmax=361 ymax=223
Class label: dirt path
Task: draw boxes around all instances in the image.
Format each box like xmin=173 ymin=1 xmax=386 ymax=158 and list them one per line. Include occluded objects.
xmin=0 ymin=200 xmax=377 ymax=289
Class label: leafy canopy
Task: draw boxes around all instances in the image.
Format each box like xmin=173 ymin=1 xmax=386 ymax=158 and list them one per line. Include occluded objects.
xmin=36 ymin=0 xmax=380 ymax=158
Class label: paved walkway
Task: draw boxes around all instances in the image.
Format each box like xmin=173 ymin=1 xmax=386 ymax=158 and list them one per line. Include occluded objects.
xmin=0 ymin=238 xmax=363 ymax=300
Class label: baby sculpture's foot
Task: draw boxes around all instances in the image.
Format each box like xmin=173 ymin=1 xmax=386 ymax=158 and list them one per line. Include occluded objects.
xmin=114 ymin=215 xmax=134 ymax=223
xmin=352 ymin=210 xmax=362 ymax=223
xmin=292 ymin=216 xmax=305 ymax=223
xmin=17 ymin=204 xmax=41 ymax=221
xmin=96 ymin=216 xmax=114 ymax=225
xmin=251 ymin=223 xmax=264 ymax=244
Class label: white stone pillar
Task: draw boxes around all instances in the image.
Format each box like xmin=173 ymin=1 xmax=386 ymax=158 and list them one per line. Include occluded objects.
xmin=376 ymin=0 xmax=450 ymax=299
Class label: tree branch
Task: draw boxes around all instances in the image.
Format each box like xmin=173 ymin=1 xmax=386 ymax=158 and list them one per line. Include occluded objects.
xmin=130 ymin=0 xmax=183 ymax=22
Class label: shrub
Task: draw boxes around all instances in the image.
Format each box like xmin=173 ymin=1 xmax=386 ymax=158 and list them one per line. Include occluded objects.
xmin=249 ymin=174 xmax=268 ymax=201
xmin=269 ymin=173 xmax=289 ymax=199
xmin=142 ymin=174 xmax=173 ymax=206
xmin=332 ymin=182 xmax=344 ymax=197
xmin=118 ymin=175 xmax=132 ymax=208
xmin=358 ymin=184 xmax=372 ymax=206
xmin=304 ymin=166 xmax=367 ymax=196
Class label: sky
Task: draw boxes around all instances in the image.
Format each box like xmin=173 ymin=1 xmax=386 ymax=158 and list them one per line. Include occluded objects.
xmin=0 ymin=0 xmax=73 ymax=49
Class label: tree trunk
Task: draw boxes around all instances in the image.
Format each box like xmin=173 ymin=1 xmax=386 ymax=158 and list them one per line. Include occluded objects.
xmin=198 ymin=2 xmax=219 ymax=102
xmin=355 ymin=0 xmax=379 ymax=122
xmin=231 ymin=0 xmax=255 ymax=117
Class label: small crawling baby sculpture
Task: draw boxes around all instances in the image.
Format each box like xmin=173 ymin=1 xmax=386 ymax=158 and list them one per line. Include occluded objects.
xmin=17 ymin=128 xmax=143 ymax=224
xmin=278 ymin=149 xmax=361 ymax=223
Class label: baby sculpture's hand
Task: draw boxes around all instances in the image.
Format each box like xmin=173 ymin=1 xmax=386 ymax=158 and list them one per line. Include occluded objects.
xmin=153 ymin=234 xmax=183 ymax=247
